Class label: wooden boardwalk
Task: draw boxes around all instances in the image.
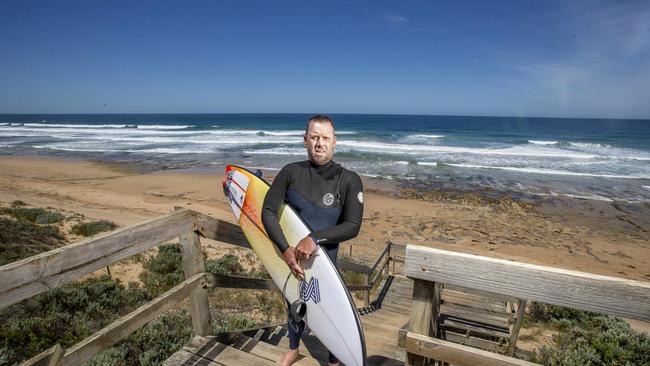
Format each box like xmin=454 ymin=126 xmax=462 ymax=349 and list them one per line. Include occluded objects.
xmin=164 ymin=275 xmax=414 ymax=365
xmin=13 ymin=211 xmax=647 ymax=366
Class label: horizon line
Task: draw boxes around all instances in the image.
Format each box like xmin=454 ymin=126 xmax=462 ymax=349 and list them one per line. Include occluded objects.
xmin=0 ymin=112 xmax=648 ymax=121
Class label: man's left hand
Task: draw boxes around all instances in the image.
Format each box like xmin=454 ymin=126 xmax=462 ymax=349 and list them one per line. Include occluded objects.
xmin=295 ymin=235 xmax=317 ymax=260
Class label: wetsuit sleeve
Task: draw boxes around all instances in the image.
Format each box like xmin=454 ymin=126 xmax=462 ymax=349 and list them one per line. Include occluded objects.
xmin=262 ymin=167 xmax=291 ymax=252
xmin=310 ymin=172 xmax=363 ymax=244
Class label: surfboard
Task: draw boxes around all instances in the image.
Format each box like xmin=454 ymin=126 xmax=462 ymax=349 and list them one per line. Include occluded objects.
xmin=223 ymin=165 xmax=366 ymax=366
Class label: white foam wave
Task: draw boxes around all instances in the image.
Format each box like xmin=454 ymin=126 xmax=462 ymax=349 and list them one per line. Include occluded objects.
xmin=528 ymin=140 xmax=558 ymax=145
xmin=566 ymin=141 xmax=611 ymax=148
xmin=32 ymin=145 xmax=125 ymax=152
xmin=209 ymin=129 xmax=356 ymax=136
xmin=243 ymin=148 xmax=305 ymax=156
xmin=337 ymin=140 xmax=596 ymax=159
xmin=533 ymin=192 xmax=614 ymax=202
xmin=643 ymin=186 xmax=650 ymax=190
xmin=133 ymin=147 xmax=208 ymax=154
xmin=0 ymin=126 xmax=203 ymax=136
xmin=410 ymin=134 xmax=445 ymax=139
xmin=23 ymin=123 xmax=129 ymax=128
xmin=434 ymin=162 xmax=649 ymax=179
xmin=136 ymin=125 xmax=191 ymax=130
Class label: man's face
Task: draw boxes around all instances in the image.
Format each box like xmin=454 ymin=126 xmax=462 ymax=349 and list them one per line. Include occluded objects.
xmin=304 ymin=121 xmax=336 ymax=165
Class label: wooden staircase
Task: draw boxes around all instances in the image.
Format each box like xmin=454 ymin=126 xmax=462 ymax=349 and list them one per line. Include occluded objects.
xmin=164 ymin=275 xmax=414 ymax=365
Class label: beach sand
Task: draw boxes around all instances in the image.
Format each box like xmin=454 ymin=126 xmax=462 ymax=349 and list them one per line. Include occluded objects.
xmin=1 ymin=155 xmax=649 ymax=337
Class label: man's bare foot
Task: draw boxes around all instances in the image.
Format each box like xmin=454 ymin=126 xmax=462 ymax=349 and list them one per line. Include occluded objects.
xmin=328 ymin=362 xmax=339 ymax=366
xmin=278 ymin=348 xmax=299 ymax=366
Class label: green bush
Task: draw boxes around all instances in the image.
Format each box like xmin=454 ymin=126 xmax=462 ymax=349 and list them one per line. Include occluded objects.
xmin=71 ymin=220 xmax=117 ymax=237
xmin=528 ymin=303 xmax=650 ymax=365
xmin=0 ymin=217 xmax=65 ymax=265
xmin=0 ymin=207 xmax=64 ymax=224
xmin=205 ymin=254 xmax=245 ymax=275
xmin=0 ymin=276 xmax=149 ymax=365
xmin=84 ymin=310 xmax=192 ymax=366
xmin=139 ymin=244 xmax=184 ymax=297
xmin=212 ymin=312 xmax=259 ymax=333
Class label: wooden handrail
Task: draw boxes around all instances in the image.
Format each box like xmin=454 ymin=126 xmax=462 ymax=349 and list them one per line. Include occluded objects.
xmin=405 ymin=245 xmax=650 ymax=321
xmin=405 ymin=332 xmax=540 ymax=366
xmin=0 ymin=209 xmax=196 ymax=309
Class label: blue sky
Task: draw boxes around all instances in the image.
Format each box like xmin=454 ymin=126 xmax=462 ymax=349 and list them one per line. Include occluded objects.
xmin=1 ymin=0 xmax=649 ymax=118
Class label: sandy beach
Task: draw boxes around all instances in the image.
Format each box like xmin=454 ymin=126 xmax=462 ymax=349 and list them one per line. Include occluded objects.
xmin=2 ymin=155 xmax=649 ymax=280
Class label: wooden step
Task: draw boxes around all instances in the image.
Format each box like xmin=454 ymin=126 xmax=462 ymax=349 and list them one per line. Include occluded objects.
xmin=217 ymin=332 xmax=321 ymax=366
xmin=163 ymin=335 xmax=278 ymax=366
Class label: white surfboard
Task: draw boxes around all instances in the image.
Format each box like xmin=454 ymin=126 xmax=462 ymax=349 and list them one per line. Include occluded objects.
xmin=223 ymin=165 xmax=366 ymax=366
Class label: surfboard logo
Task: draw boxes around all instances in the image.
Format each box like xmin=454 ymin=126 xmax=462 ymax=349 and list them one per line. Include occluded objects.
xmin=323 ymin=193 xmax=334 ymax=206
xmin=300 ymin=277 xmax=321 ymax=304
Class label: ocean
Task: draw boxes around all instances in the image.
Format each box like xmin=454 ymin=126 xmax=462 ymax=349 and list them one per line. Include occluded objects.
xmin=1 ymin=114 xmax=649 ymax=202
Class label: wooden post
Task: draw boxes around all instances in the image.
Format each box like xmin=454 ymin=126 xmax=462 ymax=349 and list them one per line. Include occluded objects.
xmin=508 ymin=299 xmax=527 ymax=356
xmin=407 ymin=278 xmax=437 ymax=366
xmin=363 ymin=273 xmax=370 ymax=307
xmin=179 ymin=231 xmax=212 ymax=336
xmin=21 ymin=343 xmax=62 ymax=366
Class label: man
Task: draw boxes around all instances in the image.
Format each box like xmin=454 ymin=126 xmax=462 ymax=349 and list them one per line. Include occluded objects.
xmin=262 ymin=115 xmax=364 ymax=366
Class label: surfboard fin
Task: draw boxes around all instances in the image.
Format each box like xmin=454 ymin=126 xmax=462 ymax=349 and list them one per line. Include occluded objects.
xmin=254 ymin=169 xmax=263 ymax=178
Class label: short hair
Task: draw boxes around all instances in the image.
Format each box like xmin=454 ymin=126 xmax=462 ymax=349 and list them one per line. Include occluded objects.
xmin=305 ymin=114 xmax=335 ymax=135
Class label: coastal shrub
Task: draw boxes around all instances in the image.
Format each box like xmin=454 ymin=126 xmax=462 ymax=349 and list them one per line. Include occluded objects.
xmin=139 ymin=244 xmax=184 ymax=297
xmin=71 ymin=220 xmax=117 ymax=237
xmin=84 ymin=310 xmax=192 ymax=366
xmin=212 ymin=312 xmax=258 ymax=333
xmin=205 ymin=254 xmax=245 ymax=275
xmin=0 ymin=217 xmax=65 ymax=265
xmin=527 ymin=303 xmax=650 ymax=365
xmin=10 ymin=200 xmax=27 ymax=207
xmin=0 ymin=276 xmax=149 ymax=365
xmin=0 ymin=207 xmax=64 ymax=224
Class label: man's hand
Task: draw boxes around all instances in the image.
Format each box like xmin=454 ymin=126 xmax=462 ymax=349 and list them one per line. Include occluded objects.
xmin=295 ymin=235 xmax=318 ymax=261
xmin=282 ymin=247 xmax=304 ymax=280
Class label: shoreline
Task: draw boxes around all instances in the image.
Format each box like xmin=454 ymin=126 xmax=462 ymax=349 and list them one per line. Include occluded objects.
xmin=1 ymin=154 xmax=648 ymax=282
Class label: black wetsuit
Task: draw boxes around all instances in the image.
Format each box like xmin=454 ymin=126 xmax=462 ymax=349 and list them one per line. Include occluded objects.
xmin=261 ymin=159 xmax=364 ymax=363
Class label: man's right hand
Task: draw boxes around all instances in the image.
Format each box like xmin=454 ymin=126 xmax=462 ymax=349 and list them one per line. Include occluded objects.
xmin=283 ymin=247 xmax=304 ymax=280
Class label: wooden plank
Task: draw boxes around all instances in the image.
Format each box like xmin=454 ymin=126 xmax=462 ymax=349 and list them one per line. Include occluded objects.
xmin=339 ymin=258 xmax=372 ymax=274
xmin=405 ymin=245 xmax=650 ymax=321
xmin=441 ymin=301 xmax=511 ymax=320
xmin=445 ymin=284 xmax=516 ymax=303
xmin=180 ymin=336 xmax=277 ymax=365
xmin=405 ymin=332 xmax=540 ymax=366
xmin=440 ymin=306 xmax=511 ymax=329
xmin=443 ymin=291 xmax=509 ymax=312
xmin=442 ymin=331 xmax=506 ymax=353
xmin=20 ymin=344 xmax=62 ymax=366
xmin=180 ymin=231 xmax=212 ymax=336
xmin=163 ymin=349 xmax=222 ymax=366
xmin=363 ymin=273 xmax=370 ymax=306
xmin=194 ymin=212 xmax=250 ymax=248
xmin=370 ymin=243 xmax=392 ymax=274
xmin=407 ymin=278 xmax=435 ymax=366
xmin=0 ymin=209 xmax=195 ymax=309
xmin=441 ymin=319 xmax=509 ymax=339
xmin=59 ymin=273 xmax=205 ymax=366
xmin=508 ymin=299 xmax=527 ymax=356
xmin=346 ymin=284 xmax=373 ymax=292
xmin=204 ymin=274 xmax=278 ymax=290
xmin=215 ymin=333 xmax=321 ymax=366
